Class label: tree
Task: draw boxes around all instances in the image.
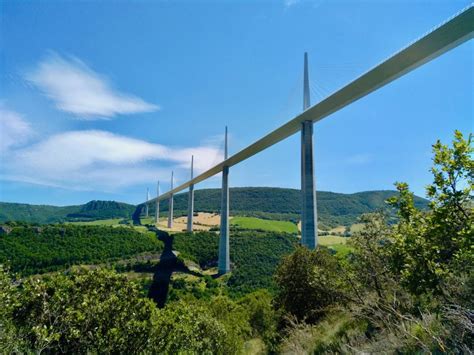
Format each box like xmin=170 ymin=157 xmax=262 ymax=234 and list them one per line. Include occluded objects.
xmin=151 ymin=301 xmax=229 ymax=354
xmin=274 ymin=247 xmax=347 ymax=323
xmin=387 ymin=131 xmax=473 ymax=295
xmin=349 ymin=212 xmax=395 ymax=299
xmin=13 ymin=268 xmax=156 ymax=354
xmin=238 ymin=289 xmax=279 ymax=348
xmin=0 ymin=267 xmax=25 ymax=353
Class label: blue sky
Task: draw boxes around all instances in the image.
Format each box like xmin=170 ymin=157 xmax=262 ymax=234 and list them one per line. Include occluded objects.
xmin=0 ymin=0 xmax=472 ymax=206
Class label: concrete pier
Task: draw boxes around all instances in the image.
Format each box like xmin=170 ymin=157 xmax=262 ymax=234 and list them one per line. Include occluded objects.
xmin=301 ymin=52 xmax=318 ymax=249
xmin=168 ymin=171 xmax=174 ymax=228
xmin=145 ymin=188 xmax=149 ymax=218
xmin=155 ymin=181 xmax=160 ymax=224
xmin=218 ymin=127 xmax=230 ymax=274
xmin=187 ymin=156 xmax=194 ymax=232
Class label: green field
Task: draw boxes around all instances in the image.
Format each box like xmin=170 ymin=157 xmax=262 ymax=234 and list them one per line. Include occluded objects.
xmin=231 ymin=216 xmax=298 ymax=233
xmin=68 ymin=218 xmax=126 ymax=226
xmin=318 ymin=235 xmax=347 ymax=246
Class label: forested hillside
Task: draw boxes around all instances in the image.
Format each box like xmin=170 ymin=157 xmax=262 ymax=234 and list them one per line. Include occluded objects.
xmin=173 ymin=231 xmax=297 ymax=295
xmin=0 ymin=200 xmax=136 ymax=224
xmin=0 ymin=224 xmax=162 ymax=275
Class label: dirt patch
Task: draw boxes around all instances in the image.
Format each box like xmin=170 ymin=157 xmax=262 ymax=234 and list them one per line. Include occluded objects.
xmin=330 ymin=226 xmax=346 ymax=234
xmin=155 ymin=212 xmax=222 ymax=232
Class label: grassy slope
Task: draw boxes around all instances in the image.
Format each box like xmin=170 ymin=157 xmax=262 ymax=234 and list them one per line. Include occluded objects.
xmin=67 ymin=218 xmax=125 ymax=226
xmin=231 ymin=216 xmax=298 ymax=233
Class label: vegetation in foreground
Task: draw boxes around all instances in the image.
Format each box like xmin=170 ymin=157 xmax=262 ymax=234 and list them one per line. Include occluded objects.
xmin=0 ymin=131 xmax=471 ymax=353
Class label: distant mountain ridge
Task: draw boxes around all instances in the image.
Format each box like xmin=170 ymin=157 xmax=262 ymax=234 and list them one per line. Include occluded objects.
xmin=0 ymin=188 xmax=429 ymax=227
xmin=0 ymin=200 xmax=136 ymax=224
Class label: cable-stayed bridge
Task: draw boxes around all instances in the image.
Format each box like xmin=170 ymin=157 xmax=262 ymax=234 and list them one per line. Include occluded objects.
xmin=140 ymin=6 xmax=473 ymax=274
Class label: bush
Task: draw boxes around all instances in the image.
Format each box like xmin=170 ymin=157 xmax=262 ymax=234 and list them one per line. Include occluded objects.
xmin=274 ymin=247 xmax=347 ymax=323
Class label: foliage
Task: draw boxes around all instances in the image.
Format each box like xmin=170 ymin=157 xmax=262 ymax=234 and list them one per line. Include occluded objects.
xmin=279 ymin=310 xmax=367 ymax=354
xmin=0 ymin=266 xmax=25 ymax=353
xmin=276 ymin=131 xmax=473 ymax=353
xmin=238 ymin=289 xmax=279 ymax=348
xmin=151 ymin=300 xmax=230 ymax=354
xmin=12 ymin=268 xmax=156 ymax=354
xmin=173 ymin=231 xmax=297 ymax=295
xmin=1 ymin=267 xmax=264 ymax=354
xmin=0 ymin=224 xmax=163 ymax=275
xmin=274 ymin=246 xmax=348 ymax=323
xmin=387 ymin=130 xmax=473 ymax=295
xmin=204 ymin=295 xmax=252 ymax=351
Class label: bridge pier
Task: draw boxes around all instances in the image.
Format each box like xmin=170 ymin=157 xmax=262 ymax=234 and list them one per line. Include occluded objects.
xmin=155 ymin=181 xmax=160 ymax=224
xmin=168 ymin=171 xmax=174 ymax=229
xmin=145 ymin=188 xmax=149 ymax=218
xmin=301 ymin=52 xmax=318 ymax=249
xmin=218 ymin=127 xmax=230 ymax=274
xmin=187 ymin=156 xmax=194 ymax=232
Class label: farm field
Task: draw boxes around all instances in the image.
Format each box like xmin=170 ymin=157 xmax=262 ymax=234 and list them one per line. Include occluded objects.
xmin=140 ymin=213 xmax=220 ymax=232
xmin=68 ymin=218 xmax=126 ymax=226
xmin=231 ymin=216 xmax=298 ymax=233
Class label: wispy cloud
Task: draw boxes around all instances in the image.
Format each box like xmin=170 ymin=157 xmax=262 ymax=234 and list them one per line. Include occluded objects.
xmin=346 ymin=153 xmax=373 ymax=165
xmin=284 ymin=0 xmax=325 ymax=9
xmin=4 ymin=130 xmax=223 ymax=191
xmin=0 ymin=105 xmax=33 ymax=152
xmin=25 ymin=53 xmax=159 ymax=119
xmin=284 ymin=0 xmax=300 ymax=7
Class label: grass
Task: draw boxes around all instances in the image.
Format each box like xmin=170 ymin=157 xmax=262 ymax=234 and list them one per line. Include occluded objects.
xmin=140 ymin=217 xmax=156 ymax=225
xmin=318 ymin=235 xmax=347 ymax=246
xmin=350 ymin=223 xmax=365 ymax=233
xmin=231 ymin=216 xmax=298 ymax=234
xmin=68 ymin=218 xmax=126 ymax=226
xmin=328 ymin=244 xmax=353 ymax=257
xmin=319 ymin=235 xmax=352 ymax=256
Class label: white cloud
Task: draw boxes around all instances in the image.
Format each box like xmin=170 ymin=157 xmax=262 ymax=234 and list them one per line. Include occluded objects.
xmin=0 ymin=105 xmax=33 ymax=152
xmin=284 ymin=0 xmax=300 ymax=7
xmin=25 ymin=53 xmax=159 ymax=119
xmin=346 ymin=153 xmax=373 ymax=165
xmin=4 ymin=130 xmax=223 ymax=191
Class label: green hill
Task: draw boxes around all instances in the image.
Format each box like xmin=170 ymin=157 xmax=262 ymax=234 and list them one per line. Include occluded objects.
xmin=0 ymin=200 xmax=135 ymax=224
xmin=0 ymin=188 xmax=428 ymax=228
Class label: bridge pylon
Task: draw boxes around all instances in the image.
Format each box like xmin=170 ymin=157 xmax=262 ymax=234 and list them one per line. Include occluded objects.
xmin=145 ymin=187 xmax=149 ymax=218
xmin=155 ymin=180 xmax=160 ymax=224
xmin=187 ymin=156 xmax=195 ymax=232
xmin=301 ymin=52 xmax=318 ymax=249
xmin=218 ymin=126 xmax=230 ymax=274
xmin=168 ymin=171 xmax=174 ymax=228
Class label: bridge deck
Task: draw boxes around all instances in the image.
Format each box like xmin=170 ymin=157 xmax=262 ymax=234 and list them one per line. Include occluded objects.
xmin=145 ymin=5 xmax=473 ymax=204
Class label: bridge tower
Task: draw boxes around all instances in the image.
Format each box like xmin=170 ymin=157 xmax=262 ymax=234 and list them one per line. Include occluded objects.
xmin=301 ymin=52 xmax=318 ymax=249
xmin=145 ymin=188 xmax=149 ymax=218
xmin=187 ymin=156 xmax=195 ymax=232
xmin=155 ymin=180 xmax=160 ymax=224
xmin=218 ymin=126 xmax=230 ymax=274
xmin=168 ymin=171 xmax=174 ymax=228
